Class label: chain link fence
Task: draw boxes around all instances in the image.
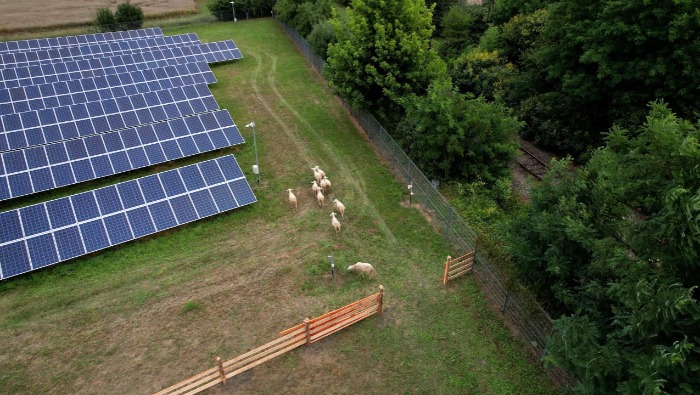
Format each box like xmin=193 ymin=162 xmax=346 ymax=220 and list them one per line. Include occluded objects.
xmin=277 ymin=19 xmax=577 ymax=388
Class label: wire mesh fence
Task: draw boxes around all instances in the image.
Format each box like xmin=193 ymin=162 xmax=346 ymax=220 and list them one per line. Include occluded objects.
xmin=277 ymin=19 xmax=577 ymax=388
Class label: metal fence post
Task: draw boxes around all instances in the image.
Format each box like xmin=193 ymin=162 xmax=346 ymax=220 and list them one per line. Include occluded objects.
xmin=446 ymin=206 xmax=453 ymax=241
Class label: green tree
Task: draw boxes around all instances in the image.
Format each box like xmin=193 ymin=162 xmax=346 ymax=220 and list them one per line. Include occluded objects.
xmin=114 ymin=1 xmax=144 ymax=30
xmin=208 ymin=0 xmax=235 ymax=21
xmin=275 ymin=0 xmax=332 ymax=37
xmin=508 ymin=102 xmax=700 ymax=392
xmin=325 ymin=0 xmax=445 ymax=127
xmin=94 ymin=7 xmax=116 ymax=32
xmin=438 ymin=5 xmax=489 ymax=61
xmin=450 ymin=47 xmax=515 ymax=101
xmin=396 ymin=77 xmax=520 ymax=182
xmin=307 ymin=20 xmax=336 ymax=60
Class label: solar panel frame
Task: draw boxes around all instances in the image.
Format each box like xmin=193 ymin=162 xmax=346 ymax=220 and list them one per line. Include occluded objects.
xmin=0 ymin=155 xmax=256 ymax=281
xmin=0 ymin=62 xmax=216 ymax=115
xmin=0 ymin=83 xmax=218 ymax=152
xmin=0 ymin=40 xmax=243 ymax=90
xmin=0 ymin=28 xmax=164 ymax=55
xmin=0 ymin=110 xmax=244 ymax=201
xmin=0 ymin=34 xmax=201 ymax=70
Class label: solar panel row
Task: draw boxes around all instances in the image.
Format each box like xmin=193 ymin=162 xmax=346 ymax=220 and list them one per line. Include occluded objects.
xmin=0 ymin=110 xmax=244 ymax=201
xmin=0 ymin=62 xmax=215 ymax=116
xmin=0 ymin=155 xmax=256 ymax=280
xmin=0 ymin=33 xmax=201 ymax=70
xmin=0 ymin=40 xmax=242 ymax=90
xmin=0 ymin=83 xmax=218 ymax=152
xmin=0 ymin=28 xmax=164 ymax=54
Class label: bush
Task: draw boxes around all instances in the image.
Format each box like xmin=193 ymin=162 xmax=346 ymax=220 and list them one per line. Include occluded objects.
xmin=307 ymin=20 xmax=336 ymax=60
xmin=439 ymin=5 xmax=489 ymax=60
xmin=114 ymin=1 xmax=144 ymax=30
xmin=209 ymin=0 xmax=276 ymax=21
xmin=208 ymin=0 xmax=235 ymax=21
xmin=94 ymin=7 xmax=116 ymax=32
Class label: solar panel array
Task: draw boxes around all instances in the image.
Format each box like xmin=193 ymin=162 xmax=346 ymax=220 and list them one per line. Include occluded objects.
xmin=0 ymin=28 xmax=254 ymax=280
xmin=0 ymin=155 xmax=256 ymax=280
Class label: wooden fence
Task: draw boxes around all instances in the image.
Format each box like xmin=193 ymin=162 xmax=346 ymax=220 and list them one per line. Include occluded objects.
xmin=442 ymin=252 xmax=475 ymax=285
xmin=154 ymin=286 xmax=384 ymax=395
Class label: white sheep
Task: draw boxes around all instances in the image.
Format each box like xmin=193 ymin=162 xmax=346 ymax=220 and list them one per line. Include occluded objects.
xmin=286 ymin=189 xmax=297 ymax=211
xmin=333 ymin=198 xmax=345 ymax=217
xmin=311 ymin=180 xmax=319 ymax=196
xmin=314 ymin=166 xmax=326 ymax=179
xmin=320 ymin=176 xmax=331 ymax=192
xmin=316 ymin=188 xmax=325 ymax=207
xmin=312 ymin=167 xmax=323 ymax=184
xmin=347 ymin=262 xmax=375 ymax=277
xmin=330 ymin=212 xmax=340 ymax=233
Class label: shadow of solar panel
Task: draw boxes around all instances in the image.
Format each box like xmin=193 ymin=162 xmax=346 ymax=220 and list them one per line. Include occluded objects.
xmin=0 ymin=155 xmax=256 ymax=280
xmin=0 ymin=83 xmax=218 ymax=152
xmin=0 ymin=40 xmax=242 ymax=90
xmin=0 ymin=28 xmax=164 ymax=55
xmin=0 ymin=62 xmax=215 ymax=116
xmin=0 ymin=34 xmax=201 ymax=70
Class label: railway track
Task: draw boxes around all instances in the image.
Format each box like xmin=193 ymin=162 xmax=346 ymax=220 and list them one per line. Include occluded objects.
xmin=517 ymin=145 xmax=549 ymax=180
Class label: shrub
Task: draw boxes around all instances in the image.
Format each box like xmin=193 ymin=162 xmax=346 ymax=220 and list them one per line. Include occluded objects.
xmin=307 ymin=20 xmax=336 ymax=59
xmin=114 ymin=1 xmax=144 ymax=30
xmin=94 ymin=7 xmax=116 ymax=32
xmin=208 ymin=0 xmax=236 ymax=21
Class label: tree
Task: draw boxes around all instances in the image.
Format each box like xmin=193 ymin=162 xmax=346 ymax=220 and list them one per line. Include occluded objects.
xmin=450 ymin=47 xmax=515 ymax=101
xmin=275 ymin=0 xmax=333 ymax=37
xmin=507 ymin=102 xmax=700 ymax=393
xmin=208 ymin=0 xmax=236 ymax=21
xmin=325 ymin=0 xmax=445 ymax=127
xmin=396 ymin=77 xmax=520 ymax=182
xmin=307 ymin=20 xmax=336 ymax=60
xmin=114 ymin=1 xmax=144 ymax=30
xmin=94 ymin=7 xmax=116 ymax=32
xmin=438 ymin=5 xmax=489 ymax=60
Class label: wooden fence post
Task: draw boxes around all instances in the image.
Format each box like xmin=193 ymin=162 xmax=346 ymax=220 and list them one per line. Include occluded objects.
xmin=216 ymin=357 xmax=226 ymax=385
xmin=304 ymin=318 xmax=311 ymax=345
xmin=442 ymin=256 xmax=451 ymax=286
xmin=378 ymin=285 xmax=384 ymax=315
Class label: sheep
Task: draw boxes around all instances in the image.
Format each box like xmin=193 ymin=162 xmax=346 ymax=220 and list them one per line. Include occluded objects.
xmin=320 ymin=176 xmax=331 ymax=193
xmin=286 ymin=189 xmax=297 ymax=211
xmin=316 ymin=188 xmax=325 ymax=207
xmin=347 ymin=262 xmax=376 ymax=277
xmin=314 ymin=166 xmax=326 ymax=179
xmin=333 ymin=198 xmax=345 ymax=217
xmin=311 ymin=180 xmax=319 ymax=196
xmin=330 ymin=212 xmax=341 ymax=233
xmin=312 ymin=167 xmax=323 ymax=184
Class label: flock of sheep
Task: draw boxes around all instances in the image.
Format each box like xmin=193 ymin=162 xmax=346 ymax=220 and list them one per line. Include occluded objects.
xmin=285 ymin=166 xmax=375 ymax=277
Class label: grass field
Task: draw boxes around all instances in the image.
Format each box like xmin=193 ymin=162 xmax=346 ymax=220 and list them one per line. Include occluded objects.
xmin=0 ymin=19 xmax=557 ymax=394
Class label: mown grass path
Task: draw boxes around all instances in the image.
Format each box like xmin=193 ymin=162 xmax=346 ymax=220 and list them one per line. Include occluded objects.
xmin=0 ymin=19 xmax=556 ymax=394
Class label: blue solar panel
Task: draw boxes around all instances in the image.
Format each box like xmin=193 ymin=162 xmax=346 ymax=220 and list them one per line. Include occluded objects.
xmin=0 ymin=110 xmax=243 ymax=201
xmin=0 ymin=28 xmax=164 ymax=55
xmin=0 ymin=155 xmax=256 ymax=280
xmin=0 ymin=34 xmax=201 ymax=70
xmin=0 ymin=40 xmax=242 ymax=90
xmin=0 ymin=83 xmax=218 ymax=152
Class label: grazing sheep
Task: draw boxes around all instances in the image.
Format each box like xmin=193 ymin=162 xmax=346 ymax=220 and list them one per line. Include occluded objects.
xmin=312 ymin=167 xmax=323 ymax=184
xmin=286 ymin=189 xmax=297 ymax=211
xmin=330 ymin=212 xmax=341 ymax=233
xmin=347 ymin=262 xmax=375 ymax=277
xmin=333 ymin=198 xmax=345 ymax=217
xmin=312 ymin=180 xmax=319 ymax=195
xmin=316 ymin=188 xmax=325 ymax=207
xmin=320 ymin=176 xmax=331 ymax=192
xmin=314 ymin=166 xmax=326 ymax=179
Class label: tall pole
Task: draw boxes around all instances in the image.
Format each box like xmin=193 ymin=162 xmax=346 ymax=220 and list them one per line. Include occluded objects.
xmin=230 ymin=1 xmax=237 ymax=22
xmin=252 ymin=122 xmax=260 ymax=184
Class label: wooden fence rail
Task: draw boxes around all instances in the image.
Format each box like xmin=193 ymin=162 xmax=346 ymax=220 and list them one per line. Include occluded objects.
xmin=442 ymin=252 xmax=474 ymax=285
xmin=154 ymin=286 xmax=384 ymax=395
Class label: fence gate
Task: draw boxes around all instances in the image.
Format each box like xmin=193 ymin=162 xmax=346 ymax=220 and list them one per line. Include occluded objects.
xmin=442 ymin=252 xmax=474 ymax=285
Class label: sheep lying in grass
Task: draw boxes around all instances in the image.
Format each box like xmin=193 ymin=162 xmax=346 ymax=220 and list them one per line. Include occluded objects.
xmin=333 ymin=199 xmax=345 ymax=217
xmin=286 ymin=189 xmax=297 ymax=211
xmin=330 ymin=212 xmax=340 ymax=233
xmin=347 ymin=262 xmax=376 ymax=278
xmin=320 ymin=176 xmax=331 ymax=193
xmin=316 ymin=188 xmax=325 ymax=207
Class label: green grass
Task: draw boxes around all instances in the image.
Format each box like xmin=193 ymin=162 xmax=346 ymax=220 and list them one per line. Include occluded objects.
xmin=0 ymin=19 xmax=558 ymax=394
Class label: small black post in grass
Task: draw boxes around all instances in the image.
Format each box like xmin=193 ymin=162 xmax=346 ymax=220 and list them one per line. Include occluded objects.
xmin=328 ymin=254 xmax=335 ymax=281
xmin=502 ymin=291 xmax=510 ymax=313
